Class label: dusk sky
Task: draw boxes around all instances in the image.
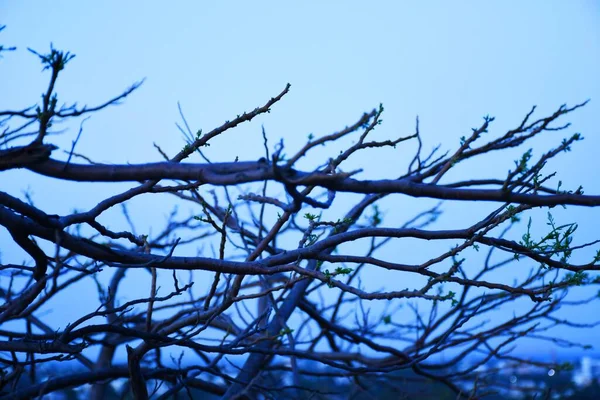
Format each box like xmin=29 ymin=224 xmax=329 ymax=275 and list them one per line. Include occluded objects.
xmin=1 ymin=1 xmax=600 ymax=358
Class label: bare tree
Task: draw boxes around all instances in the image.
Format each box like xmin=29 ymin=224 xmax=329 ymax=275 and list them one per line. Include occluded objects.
xmin=1 ymin=39 xmax=600 ymax=400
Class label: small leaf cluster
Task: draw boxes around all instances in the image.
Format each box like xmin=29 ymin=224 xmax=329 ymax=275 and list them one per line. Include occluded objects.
xmin=516 ymin=212 xmax=577 ymax=265
xmin=323 ymin=267 xmax=353 ymax=288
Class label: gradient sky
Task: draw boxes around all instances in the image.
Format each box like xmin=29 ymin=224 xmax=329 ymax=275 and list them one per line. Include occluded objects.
xmin=1 ymin=1 xmax=600 ymax=357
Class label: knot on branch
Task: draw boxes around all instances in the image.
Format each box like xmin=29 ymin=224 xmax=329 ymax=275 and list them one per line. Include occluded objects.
xmin=0 ymin=143 xmax=57 ymax=171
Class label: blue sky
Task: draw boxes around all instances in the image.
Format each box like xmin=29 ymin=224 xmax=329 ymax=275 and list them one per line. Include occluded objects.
xmin=1 ymin=1 xmax=600 ymax=357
